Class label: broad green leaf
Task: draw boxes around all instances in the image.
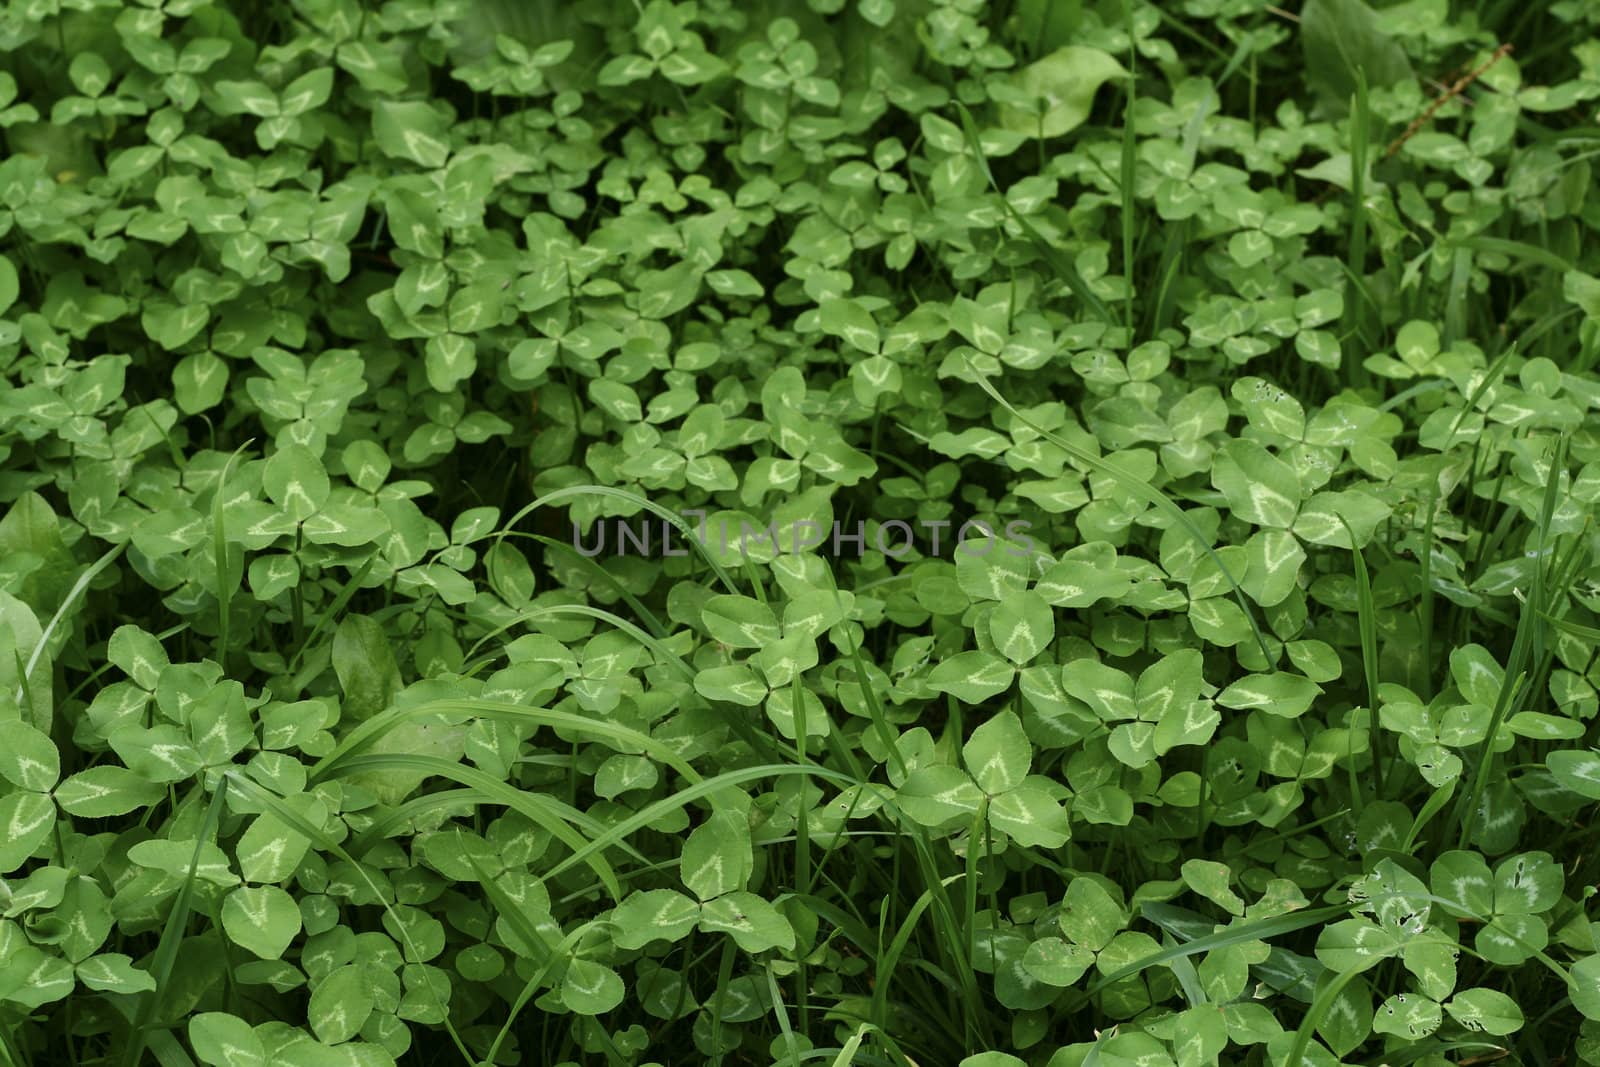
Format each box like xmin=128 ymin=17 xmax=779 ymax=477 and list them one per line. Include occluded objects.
xmin=425 ymin=332 xmax=476 ymax=392
xmin=236 ymin=795 xmax=327 ymax=883
xmin=1059 ymin=878 xmax=1125 ymax=951
xmin=896 ymin=765 xmax=984 ymax=828
xmin=997 ymin=46 xmax=1126 ymax=138
xmin=0 ymin=719 xmax=59 ymax=792
xmin=141 ymin=301 xmax=210 ymax=350
xmin=1402 ymin=934 xmax=1458 ymax=1002
xmin=611 ymin=889 xmax=701 ymax=950
xmin=1182 ymin=859 xmax=1245 ymax=916
xmin=954 ymin=540 xmax=1032 ymax=601
xmin=987 ymin=783 xmax=1069 ymax=848
xmin=561 ymin=958 xmax=625 ymax=1014
xmin=54 ymin=766 xmax=163 ymax=816
xmin=307 ymin=963 xmax=374 ymax=1044
xmin=372 ymin=99 xmax=451 ymax=168
xmin=1216 ymin=672 xmax=1322 ymax=718
xmin=262 ymin=444 xmax=330 ymax=522
xmin=0 ymin=254 xmax=16 ymax=316
xmin=220 ymin=885 xmax=301 ymax=960
xmin=964 ymin=710 xmax=1032 ymax=795
xmin=818 ymin=298 xmax=880 ymax=354
xmin=694 ymin=664 xmax=768 ymax=706
xmin=1316 ymin=973 xmax=1373 ymax=1057
xmin=1036 ymin=549 xmax=1133 ymax=608
xmin=107 ymin=625 xmax=168 ymax=689
xmin=1061 ymin=659 xmax=1137 ymax=722
xmin=279 ymin=68 xmax=333 ymax=116
xmin=681 ymin=810 xmax=752 ymax=902
xmin=1136 ymin=648 xmax=1204 ymax=725
xmin=1233 ymin=377 xmax=1306 ymax=439
xmin=1445 ymin=987 xmax=1524 ymax=1035
xmin=1174 ymin=1005 xmax=1230 ymax=1067
xmin=1301 ymin=0 xmax=1413 ymax=114
xmin=1212 ymin=441 xmax=1301 ymax=528
xmin=928 ymin=650 xmax=1016 ymax=704
xmin=698 ymin=891 xmax=795 ymax=953
xmin=1492 ymin=852 xmax=1561 ymax=915
xmin=1021 ymin=937 xmax=1094 ymax=987
xmin=702 ymin=595 xmax=782 ymax=649
xmin=1549 ymin=749 xmax=1600 ymax=799
xmin=76 ymin=954 xmax=157 ymax=995
xmin=959 ymin=1054 xmax=1026 ymax=1067
xmin=1314 ymin=918 xmax=1401 ymax=972
xmin=172 ymin=352 xmax=229 ymax=413
xmin=988 ymin=590 xmax=1054 ymax=665
xmin=0 ymin=792 xmax=54 ymax=872
xmin=1241 ymin=529 xmax=1306 ymax=607
xmin=1572 ymin=954 xmax=1600 ymax=1021
xmin=188 ymin=1012 xmax=268 ymax=1067
xmin=1430 ymin=850 xmax=1493 ymax=918
xmin=1293 ymin=490 xmax=1391 ymax=548
xmin=332 ymin=614 xmax=401 ymax=724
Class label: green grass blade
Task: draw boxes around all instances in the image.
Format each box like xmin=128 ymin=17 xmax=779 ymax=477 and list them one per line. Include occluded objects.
xmin=869 ymin=872 xmax=964 ymax=1037
xmin=492 ymin=483 xmax=741 ymax=595
xmin=954 ymin=103 xmax=1116 ymax=327
xmin=120 ymin=781 xmax=228 ymax=1067
xmin=1085 ymin=903 xmax=1350 ymax=995
xmin=1284 ymin=967 xmax=1362 ymax=1067
xmin=22 ymin=540 xmax=125 ymax=704
xmin=209 ymin=442 xmax=250 ymax=668
xmin=461 ymin=602 xmax=694 ymax=681
xmin=323 ymin=752 xmax=634 ymax=899
xmin=528 ymin=532 xmax=668 ymax=638
xmin=828 ymin=1024 xmax=872 ymax=1067
xmin=1451 ymin=435 xmax=1567 ymax=850
xmin=541 ymin=763 xmax=859 ymax=889
xmin=1337 ymin=515 xmax=1383 ymax=803
xmin=310 ymin=697 xmax=705 ymax=788
xmin=220 ymin=771 xmax=477 ymax=1064
xmin=1446 ymin=340 xmax=1518 ymax=440
xmin=284 ymin=552 xmax=375 ymax=677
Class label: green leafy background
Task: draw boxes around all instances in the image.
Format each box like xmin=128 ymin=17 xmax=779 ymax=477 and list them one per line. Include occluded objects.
xmin=3 ymin=0 xmax=1600 ymax=1065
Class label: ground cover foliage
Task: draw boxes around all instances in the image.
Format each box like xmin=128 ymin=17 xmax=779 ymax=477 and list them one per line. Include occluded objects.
xmin=5 ymin=0 xmax=1600 ymax=1064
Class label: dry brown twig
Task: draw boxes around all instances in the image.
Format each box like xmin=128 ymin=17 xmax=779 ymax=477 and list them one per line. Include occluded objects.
xmin=1383 ymin=42 xmax=1515 ymax=161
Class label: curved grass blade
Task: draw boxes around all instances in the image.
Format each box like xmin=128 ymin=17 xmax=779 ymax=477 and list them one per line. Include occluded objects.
xmin=1452 ymin=434 xmax=1566 ymax=849
xmin=828 ymin=1023 xmax=871 ymax=1067
xmin=868 ymin=874 xmax=964 ymax=1056
xmin=954 ymin=104 xmax=1115 ymax=327
xmin=461 ymin=602 xmax=695 ymax=681
xmin=220 ymin=771 xmax=477 ymax=1064
xmin=120 ymin=781 xmax=227 ymax=1067
xmin=22 ymin=541 xmax=125 ymax=709
xmin=541 ymin=762 xmax=861 ymax=889
xmin=1085 ymin=903 xmax=1351 ymax=995
xmin=528 ymin=532 xmax=668 ymax=638
xmin=348 ymin=787 xmax=484 ymax=853
xmin=284 ymin=552 xmax=376 ymax=676
xmin=1284 ymin=967 xmax=1361 ymax=1067
xmin=493 ymin=483 xmax=740 ymax=595
xmin=1535 ymin=608 xmax=1600 ymax=643
xmin=1338 ymin=514 xmax=1383 ymax=805
xmin=210 ymin=442 xmax=251 ymax=667
xmin=1446 ymin=340 xmax=1517 ymax=440
xmin=473 ymin=905 xmax=615 ymax=1067
xmin=323 ymin=752 xmax=634 ymax=900
xmin=310 ymin=697 xmax=705 ymax=788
